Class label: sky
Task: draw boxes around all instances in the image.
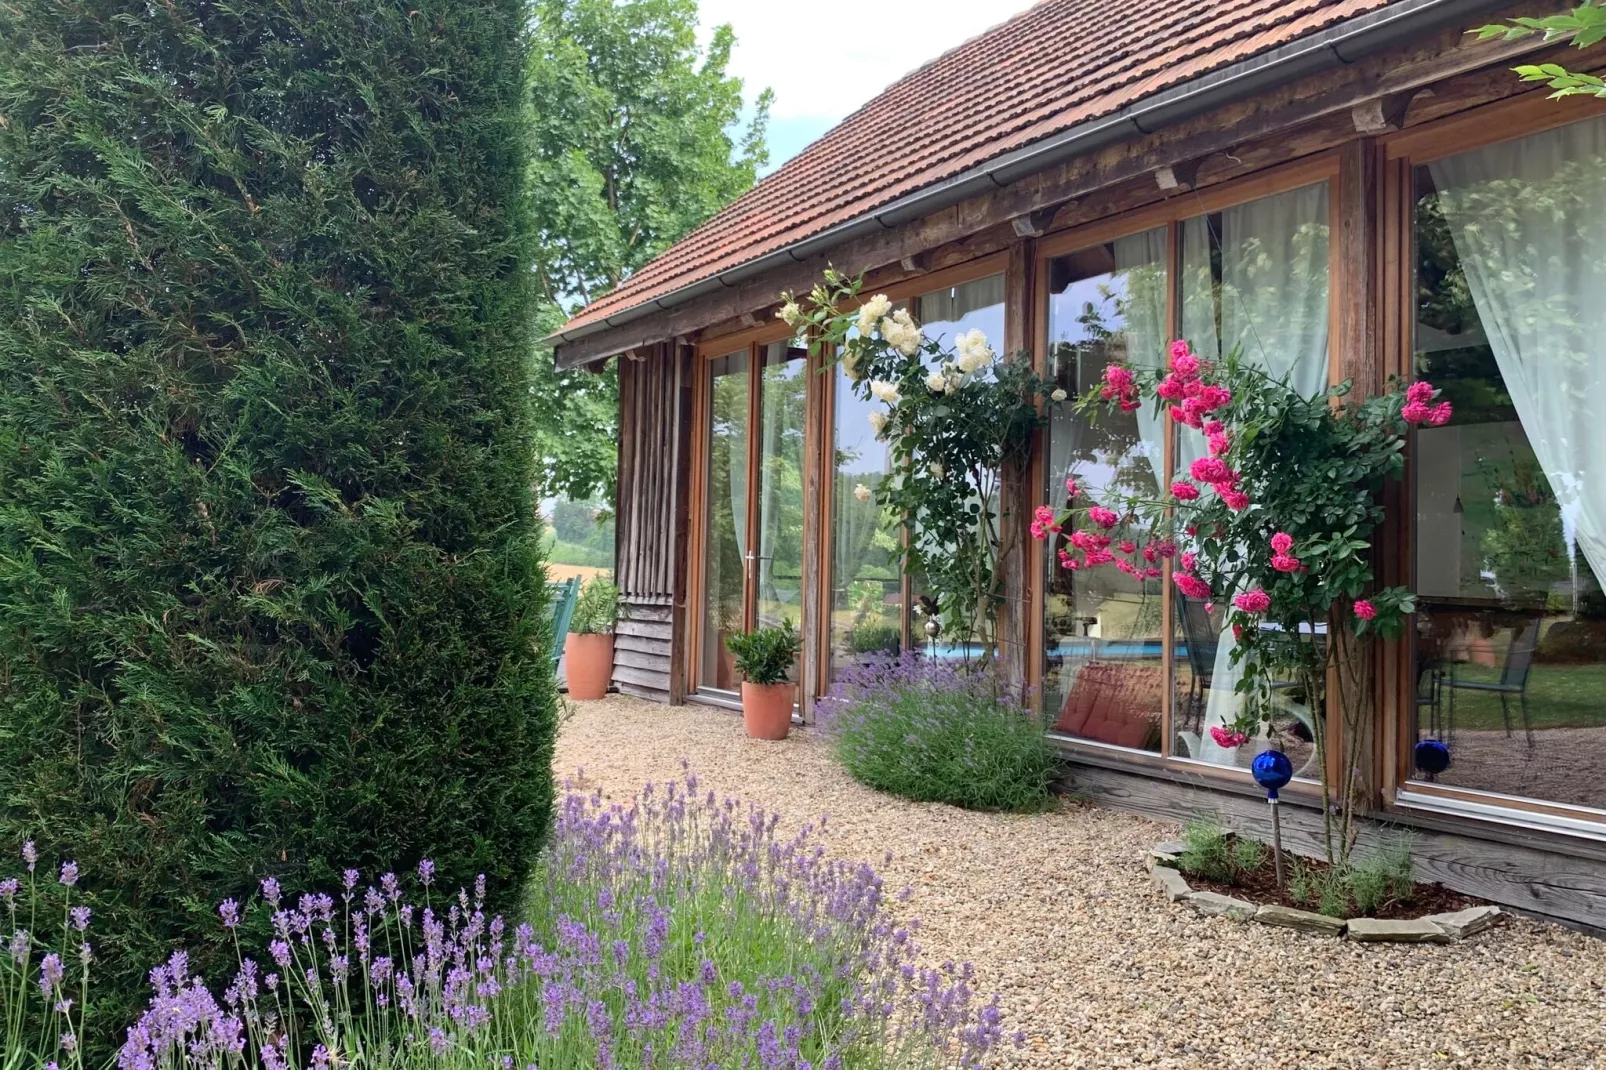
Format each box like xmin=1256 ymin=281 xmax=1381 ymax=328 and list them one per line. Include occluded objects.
xmin=696 ymin=0 xmax=1040 ymax=172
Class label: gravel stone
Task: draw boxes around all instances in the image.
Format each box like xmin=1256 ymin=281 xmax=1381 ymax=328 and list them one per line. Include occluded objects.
xmin=1423 ymin=905 xmax=1503 ymax=941
xmin=1253 ymin=904 xmax=1346 ymax=936
xmin=557 ymin=696 xmax=1606 ymax=1069
xmin=1346 ymin=917 xmax=1451 ymax=944
xmin=1187 ymin=891 xmax=1257 ymax=921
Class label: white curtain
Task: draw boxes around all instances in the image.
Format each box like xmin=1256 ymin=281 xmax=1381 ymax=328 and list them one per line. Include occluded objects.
xmin=1184 ymin=183 xmax=1332 ymax=764
xmin=1113 ymin=228 xmax=1171 ymax=492
xmin=1429 ymin=118 xmax=1606 ymax=594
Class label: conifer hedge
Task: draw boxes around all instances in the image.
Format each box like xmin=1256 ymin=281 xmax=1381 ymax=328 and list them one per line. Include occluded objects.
xmin=0 ymin=0 xmax=554 ymax=1030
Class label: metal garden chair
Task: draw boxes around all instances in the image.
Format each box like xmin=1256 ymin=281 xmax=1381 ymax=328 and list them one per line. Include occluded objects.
xmin=544 ymin=576 xmax=582 ymax=671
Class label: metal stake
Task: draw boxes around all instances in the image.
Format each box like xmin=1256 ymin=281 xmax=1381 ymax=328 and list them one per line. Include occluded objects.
xmin=1269 ymin=794 xmax=1284 ymax=888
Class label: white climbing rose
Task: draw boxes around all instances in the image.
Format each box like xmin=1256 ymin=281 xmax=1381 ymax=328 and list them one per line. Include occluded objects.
xmin=856 ymin=294 xmax=892 ymax=335
xmin=869 ymin=380 xmax=901 ymax=404
xmin=925 ymin=371 xmax=947 ymax=393
xmin=853 ymin=483 xmax=872 ymax=503
xmin=928 ymin=462 xmax=946 ymax=479
xmin=868 ymin=410 xmax=888 ymax=436
xmin=1051 ymin=388 xmax=1068 ymax=402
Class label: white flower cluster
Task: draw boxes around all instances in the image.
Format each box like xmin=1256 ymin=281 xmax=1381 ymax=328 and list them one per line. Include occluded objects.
xmin=853 ymin=483 xmax=872 ymax=503
xmin=855 ymin=293 xmax=892 ymax=336
xmin=921 ymin=328 xmax=997 ymax=395
xmin=880 ymin=308 xmax=923 ymax=357
xmin=869 ymin=380 xmax=901 ymax=405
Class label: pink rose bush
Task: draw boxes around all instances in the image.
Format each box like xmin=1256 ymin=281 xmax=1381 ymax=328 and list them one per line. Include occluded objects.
xmin=1032 ymin=339 xmax=1434 ymax=859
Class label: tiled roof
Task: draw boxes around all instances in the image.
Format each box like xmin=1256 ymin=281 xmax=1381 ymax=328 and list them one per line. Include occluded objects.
xmin=557 ymin=0 xmax=1394 ymax=338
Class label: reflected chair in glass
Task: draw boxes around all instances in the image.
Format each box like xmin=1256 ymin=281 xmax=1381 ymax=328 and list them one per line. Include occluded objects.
xmin=1416 ymin=660 xmax=1447 ymax=740
xmin=1177 ymin=595 xmax=1218 ymax=733
xmin=1446 ymin=616 xmax=1543 ymax=748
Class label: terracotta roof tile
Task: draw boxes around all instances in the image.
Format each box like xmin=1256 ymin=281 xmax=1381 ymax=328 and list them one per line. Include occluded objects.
xmin=558 ymin=0 xmax=1393 ymax=337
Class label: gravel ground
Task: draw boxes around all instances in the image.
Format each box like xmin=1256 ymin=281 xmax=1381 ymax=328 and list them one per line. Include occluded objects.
xmin=556 ymin=696 xmax=1606 ymax=1070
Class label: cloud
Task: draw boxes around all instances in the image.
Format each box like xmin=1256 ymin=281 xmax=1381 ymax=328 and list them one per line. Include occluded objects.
xmin=698 ymin=1 xmax=1037 ymax=165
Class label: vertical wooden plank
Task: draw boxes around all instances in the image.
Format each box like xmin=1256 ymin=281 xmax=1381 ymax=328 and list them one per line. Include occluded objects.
xmin=1161 ymin=219 xmax=1180 ymax=757
xmin=614 ymin=355 xmax=636 ymax=592
xmin=999 ymin=239 xmax=1036 ymax=697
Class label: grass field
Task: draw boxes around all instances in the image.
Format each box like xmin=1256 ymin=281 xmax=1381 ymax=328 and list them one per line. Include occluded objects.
xmin=1431 ymin=660 xmax=1606 ymax=732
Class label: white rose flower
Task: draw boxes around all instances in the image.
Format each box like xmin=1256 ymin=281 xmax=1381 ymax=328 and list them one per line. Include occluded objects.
xmin=869 ymin=380 xmax=901 ymax=404
xmin=777 ymin=301 xmax=803 ymax=328
xmin=1051 ymin=388 xmax=1068 ymax=402
xmin=853 ymin=483 xmax=872 ymax=503
xmin=840 ymin=350 xmax=859 ymax=380
xmin=943 ymin=377 xmax=959 ymax=394
xmin=856 ymin=294 xmax=892 ymax=335
xmin=928 ymin=462 xmax=945 ymax=479
xmin=867 ymin=410 xmax=888 ymax=436
xmin=925 ymin=371 xmax=947 ymax=393
xmin=954 ymin=328 xmax=994 ymax=369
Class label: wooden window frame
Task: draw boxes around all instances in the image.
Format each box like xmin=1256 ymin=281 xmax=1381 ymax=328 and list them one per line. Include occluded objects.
xmin=1029 ymin=152 xmax=1344 ymax=797
xmin=1380 ymin=92 xmax=1606 ymax=834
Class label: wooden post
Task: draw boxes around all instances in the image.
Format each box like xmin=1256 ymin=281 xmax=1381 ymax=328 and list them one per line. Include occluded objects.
xmin=667 ymin=344 xmax=695 ymax=705
xmin=999 ymin=239 xmax=1037 ymax=698
xmin=800 ymin=340 xmax=830 ymax=721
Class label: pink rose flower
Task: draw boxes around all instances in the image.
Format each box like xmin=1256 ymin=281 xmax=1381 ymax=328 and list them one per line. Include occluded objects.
xmin=1118 ymin=540 xmax=1137 ymax=554
xmin=1170 ymin=404 xmax=1197 ymax=428
xmin=1406 ymin=381 xmax=1434 ymax=405
xmin=1271 ymin=553 xmax=1301 ymax=573
xmin=1029 ymin=505 xmax=1060 ymax=540
xmin=1204 ymin=601 xmax=1215 ymax=613
xmin=1189 ymin=457 xmax=1231 ymax=484
xmin=1156 ymin=375 xmax=1185 ymax=400
xmin=1087 ymin=506 xmax=1120 ymax=529
xmin=1065 ymin=476 xmax=1079 ymax=498
xmin=1203 ymin=420 xmax=1224 ymax=435
xmin=1115 ymin=559 xmax=1140 ymax=577
xmin=1145 ymin=567 xmax=1163 ymax=579
xmin=1171 ymin=352 xmax=1200 ymax=378
xmin=1209 ymin=726 xmax=1249 ymax=749
xmin=1401 ymin=401 xmax=1431 ymax=424
xmin=1181 ymin=551 xmax=1197 ymax=572
xmin=1233 ymin=589 xmax=1272 ymax=613
xmin=1155 ymin=540 xmax=1177 ymax=558
xmin=1207 ymin=431 xmax=1231 ymax=457
xmin=1171 ymin=481 xmax=1201 ymax=502
xmin=1174 ymin=572 xmax=1212 ymax=600
xmin=1353 ymin=599 xmax=1377 ymax=621
xmin=1058 ymin=549 xmax=1080 ymax=571
xmin=1221 ymin=489 xmax=1251 ymax=512
xmin=1104 ymin=364 xmax=1134 ymax=389
xmin=1169 ymin=339 xmax=1193 ymax=362
xmin=1085 ymin=547 xmax=1114 ymax=567
xmin=1270 ymin=532 xmax=1294 ymax=554
xmin=1428 ymin=401 xmax=1452 ymax=426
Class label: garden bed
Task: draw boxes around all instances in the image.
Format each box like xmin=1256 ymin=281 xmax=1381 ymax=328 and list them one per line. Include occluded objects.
xmin=1148 ymin=836 xmax=1503 ymax=942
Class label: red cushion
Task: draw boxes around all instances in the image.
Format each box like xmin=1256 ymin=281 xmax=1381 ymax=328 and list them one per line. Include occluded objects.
xmin=1055 ymin=661 xmax=1163 ymax=749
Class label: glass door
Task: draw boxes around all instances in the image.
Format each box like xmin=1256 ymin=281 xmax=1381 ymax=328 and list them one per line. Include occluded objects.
xmin=698 ymin=341 xmax=808 ymax=699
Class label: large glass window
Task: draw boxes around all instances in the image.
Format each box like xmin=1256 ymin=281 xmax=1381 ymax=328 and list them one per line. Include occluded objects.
xmin=1043 ymin=230 xmax=1168 ymax=752
xmin=1173 ymin=182 xmax=1331 ymax=776
xmin=700 ymin=351 xmax=750 ymax=692
xmin=1410 ymin=116 xmax=1606 ymax=813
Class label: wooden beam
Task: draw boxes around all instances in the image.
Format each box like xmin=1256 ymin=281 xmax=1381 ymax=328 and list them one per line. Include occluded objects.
xmin=1154 ymin=157 xmax=1203 ymax=191
xmin=555 ymin=19 xmax=1558 ymax=367
xmin=1350 ymin=90 xmax=1420 ymax=134
xmin=1010 ymin=208 xmax=1058 ymax=238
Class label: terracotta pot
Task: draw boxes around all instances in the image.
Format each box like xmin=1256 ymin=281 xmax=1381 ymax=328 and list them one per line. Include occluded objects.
xmin=564 ymin=633 xmax=614 ymax=700
xmin=740 ymin=681 xmax=795 ymax=740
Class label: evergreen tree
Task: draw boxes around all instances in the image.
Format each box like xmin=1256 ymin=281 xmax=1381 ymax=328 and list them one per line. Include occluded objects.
xmin=0 ymin=0 xmax=554 ymax=1036
xmin=528 ymin=0 xmax=771 ymax=502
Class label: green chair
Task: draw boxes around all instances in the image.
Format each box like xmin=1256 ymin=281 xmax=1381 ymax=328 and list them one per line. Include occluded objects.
xmin=544 ymin=576 xmax=582 ymax=670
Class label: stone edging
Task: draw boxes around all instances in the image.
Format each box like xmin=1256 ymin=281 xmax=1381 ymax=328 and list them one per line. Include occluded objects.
xmin=1147 ymin=841 xmax=1502 ymax=943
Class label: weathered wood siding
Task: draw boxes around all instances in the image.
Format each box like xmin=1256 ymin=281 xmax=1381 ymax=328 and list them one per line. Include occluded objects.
xmin=613 ymin=344 xmax=693 ymax=703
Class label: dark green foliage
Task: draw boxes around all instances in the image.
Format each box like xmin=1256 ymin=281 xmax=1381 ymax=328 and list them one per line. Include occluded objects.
xmin=0 ymin=0 xmax=554 ymax=1040
xmin=1178 ymin=817 xmax=1265 ymax=884
xmin=569 ymin=577 xmax=620 ymax=635
xmin=725 ymin=622 xmax=801 ymax=686
xmin=846 ymin=622 xmax=902 ymax=656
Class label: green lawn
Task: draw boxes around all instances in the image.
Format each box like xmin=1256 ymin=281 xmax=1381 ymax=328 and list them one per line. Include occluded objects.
xmin=1436 ymin=660 xmax=1606 ymax=732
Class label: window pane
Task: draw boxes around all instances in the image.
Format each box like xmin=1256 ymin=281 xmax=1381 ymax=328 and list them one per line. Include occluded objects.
xmin=1043 ymin=231 xmax=1167 ymax=752
xmin=1411 ymin=118 xmax=1606 ymax=811
xmin=909 ymin=275 xmax=1005 ymax=658
xmin=755 ymin=342 xmax=807 ymax=700
xmin=1174 ymin=182 xmax=1330 ymax=775
xmin=700 ymin=351 xmax=749 ymax=692
xmin=830 ymin=356 xmax=904 ymax=674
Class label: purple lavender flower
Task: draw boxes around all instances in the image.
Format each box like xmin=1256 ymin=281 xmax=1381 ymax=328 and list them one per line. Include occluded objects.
xmin=21 ymin=839 xmax=37 ymax=872
xmin=260 ymin=876 xmax=281 ymax=907
xmin=418 ymin=859 xmax=435 ymax=886
xmin=218 ymin=899 xmax=240 ymax=929
xmin=0 ymin=877 xmax=18 ymax=902
xmin=70 ymin=906 xmax=91 ymax=932
xmin=57 ymin=861 xmax=78 ymax=887
xmin=39 ymin=952 xmax=64 ymax=995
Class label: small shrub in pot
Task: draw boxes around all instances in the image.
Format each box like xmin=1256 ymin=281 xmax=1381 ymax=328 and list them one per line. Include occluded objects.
xmin=565 ymin=577 xmax=620 ymax=700
xmin=726 ymin=620 xmax=802 ymax=739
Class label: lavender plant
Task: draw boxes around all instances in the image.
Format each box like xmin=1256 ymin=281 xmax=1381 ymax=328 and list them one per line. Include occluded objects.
xmin=819 ymin=654 xmax=1057 ymax=812
xmin=5 ymin=776 xmax=1014 ymax=1070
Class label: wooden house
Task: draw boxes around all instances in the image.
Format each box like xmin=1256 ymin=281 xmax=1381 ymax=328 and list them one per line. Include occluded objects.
xmin=550 ymin=0 xmax=1606 ymax=929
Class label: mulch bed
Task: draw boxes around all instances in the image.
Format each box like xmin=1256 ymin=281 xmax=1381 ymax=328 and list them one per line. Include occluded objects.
xmin=1181 ymin=837 xmax=1486 ymax=921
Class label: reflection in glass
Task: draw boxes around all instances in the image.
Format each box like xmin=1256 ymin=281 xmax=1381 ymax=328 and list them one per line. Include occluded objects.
xmin=830 ymin=355 xmax=903 ymax=675
xmin=1042 ymin=231 xmax=1167 ymax=752
xmin=909 ymin=276 xmax=1006 ymax=658
xmin=1174 ymin=182 xmax=1330 ymax=775
xmin=755 ymin=343 xmax=808 ymax=700
xmin=700 ymin=351 xmax=749 ymax=692
xmin=1410 ymin=117 xmax=1606 ymax=812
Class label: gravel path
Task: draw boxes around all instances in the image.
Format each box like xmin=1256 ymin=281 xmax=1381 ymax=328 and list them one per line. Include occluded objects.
xmin=556 ymin=696 xmax=1606 ymax=1069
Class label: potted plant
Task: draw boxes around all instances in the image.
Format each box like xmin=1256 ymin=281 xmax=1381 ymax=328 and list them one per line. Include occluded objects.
xmin=725 ymin=619 xmax=802 ymax=739
xmin=565 ymin=577 xmax=620 ymax=700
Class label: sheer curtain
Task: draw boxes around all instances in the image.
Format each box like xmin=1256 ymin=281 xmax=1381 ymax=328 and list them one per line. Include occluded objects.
xmin=1113 ymin=228 xmax=1171 ymax=491
xmin=1185 ymin=183 xmax=1332 ymax=764
xmin=1429 ymin=118 xmax=1606 ymax=593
